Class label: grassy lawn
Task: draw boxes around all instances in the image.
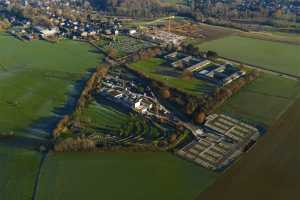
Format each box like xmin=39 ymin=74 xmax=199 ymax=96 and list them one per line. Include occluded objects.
xmin=0 ymin=145 xmax=41 ymax=200
xmin=36 ymin=152 xmax=216 ymax=200
xmin=0 ymin=32 xmax=101 ymax=138
xmin=129 ymin=58 xmax=214 ymax=95
xmin=198 ymin=36 xmax=300 ymax=76
xmin=79 ymin=100 xmax=131 ymax=133
xmin=217 ymin=74 xmax=300 ymax=126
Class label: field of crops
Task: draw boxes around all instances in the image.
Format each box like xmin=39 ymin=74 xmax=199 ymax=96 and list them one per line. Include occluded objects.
xmin=0 ymin=32 xmax=101 ymax=138
xmin=198 ymin=36 xmax=300 ymax=76
xmin=129 ymin=58 xmax=215 ymax=95
xmin=199 ymin=98 xmax=300 ymax=200
xmin=217 ymin=74 xmax=300 ymax=126
xmin=98 ymin=35 xmax=155 ymax=58
xmin=36 ymin=152 xmax=216 ymax=200
xmin=0 ymin=145 xmax=41 ymax=200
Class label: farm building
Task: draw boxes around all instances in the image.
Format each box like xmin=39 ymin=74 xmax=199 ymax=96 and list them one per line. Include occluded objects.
xmin=194 ymin=64 xmax=246 ymax=86
xmin=164 ymin=52 xmax=211 ymax=71
xmin=34 ymin=26 xmax=59 ymax=37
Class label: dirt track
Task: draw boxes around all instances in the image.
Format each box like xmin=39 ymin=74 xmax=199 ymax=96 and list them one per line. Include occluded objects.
xmin=197 ymin=98 xmax=300 ymax=200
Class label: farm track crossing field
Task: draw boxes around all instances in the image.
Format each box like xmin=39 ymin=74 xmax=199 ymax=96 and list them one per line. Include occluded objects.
xmin=217 ymin=74 xmax=300 ymax=126
xmin=0 ymin=32 xmax=101 ymax=138
xmin=199 ymin=98 xmax=300 ymax=200
xmin=130 ymin=58 xmax=215 ymax=95
xmin=198 ymin=36 xmax=300 ymax=76
xmin=36 ymin=152 xmax=216 ymax=200
xmin=0 ymin=145 xmax=41 ymax=200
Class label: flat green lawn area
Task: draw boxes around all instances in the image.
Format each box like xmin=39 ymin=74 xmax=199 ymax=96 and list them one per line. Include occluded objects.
xmin=198 ymin=36 xmax=300 ymax=76
xmin=130 ymin=58 xmax=214 ymax=95
xmin=37 ymin=152 xmax=216 ymax=200
xmin=0 ymin=145 xmax=41 ymax=200
xmin=218 ymin=74 xmax=300 ymax=126
xmin=79 ymin=100 xmax=131 ymax=133
xmin=0 ymin=32 xmax=101 ymax=138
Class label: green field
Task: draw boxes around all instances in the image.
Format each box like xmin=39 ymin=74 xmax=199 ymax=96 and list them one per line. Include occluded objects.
xmin=0 ymin=145 xmax=41 ymax=200
xmin=130 ymin=58 xmax=214 ymax=95
xmin=199 ymin=98 xmax=300 ymax=200
xmin=198 ymin=36 xmax=300 ymax=76
xmin=0 ymin=32 xmax=101 ymax=138
xmin=217 ymin=74 xmax=300 ymax=126
xmin=79 ymin=100 xmax=131 ymax=133
xmin=36 ymin=152 xmax=216 ymax=200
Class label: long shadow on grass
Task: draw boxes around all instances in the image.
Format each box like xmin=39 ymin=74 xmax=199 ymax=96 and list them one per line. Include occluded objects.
xmin=27 ymin=68 xmax=96 ymax=140
xmin=94 ymin=95 xmax=132 ymax=115
xmin=0 ymin=135 xmax=49 ymax=151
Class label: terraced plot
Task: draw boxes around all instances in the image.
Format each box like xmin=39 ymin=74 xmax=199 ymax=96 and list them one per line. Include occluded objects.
xmin=98 ymin=35 xmax=155 ymax=58
xmin=78 ymin=100 xmax=166 ymax=140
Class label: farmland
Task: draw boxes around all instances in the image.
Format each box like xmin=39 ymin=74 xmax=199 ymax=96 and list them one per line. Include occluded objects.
xmin=129 ymin=58 xmax=215 ymax=95
xmin=36 ymin=152 xmax=216 ymax=200
xmin=198 ymin=36 xmax=300 ymax=76
xmin=198 ymin=98 xmax=300 ymax=200
xmin=0 ymin=145 xmax=41 ymax=200
xmin=217 ymin=74 xmax=300 ymax=126
xmin=0 ymin=32 xmax=101 ymax=138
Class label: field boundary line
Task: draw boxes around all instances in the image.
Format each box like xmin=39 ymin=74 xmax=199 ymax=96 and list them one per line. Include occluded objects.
xmin=218 ymin=56 xmax=300 ymax=81
xmin=32 ymin=152 xmax=48 ymax=200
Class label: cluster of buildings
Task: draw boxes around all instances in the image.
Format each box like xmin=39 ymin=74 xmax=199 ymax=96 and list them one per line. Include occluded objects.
xmin=164 ymin=51 xmax=211 ymax=72
xmin=194 ymin=63 xmax=246 ymax=86
xmin=177 ymin=114 xmax=260 ymax=171
xmin=99 ymin=75 xmax=168 ymax=116
xmin=143 ymin=30 xmax=186 ymax=46
xmin=163 ymin=51 xmax=246 ymax=86
xmin=7 ymin=15 xmax=123 ymax=40
xmin=1 ymin=0 xmax=125 ymax=40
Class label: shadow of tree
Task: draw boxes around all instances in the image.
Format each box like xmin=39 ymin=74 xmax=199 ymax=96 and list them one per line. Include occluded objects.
xmin=27 ymin=68 xmax=95 ymax=141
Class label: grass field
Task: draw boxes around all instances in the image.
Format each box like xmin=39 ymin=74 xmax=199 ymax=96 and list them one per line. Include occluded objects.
xmin=80 ymin=100 xmax=131 ymax=131
xmin=198 ymin=36 xmax=300 ymax=76
xmin=0 ymin=32 xmax=101 ymax=138
xmin=36 ymin=152 xmax=216 ymax=200
xmin=129 ymin=58 xmax=215 ymax=95
xmin=0 ymin=145 xmax=41 ymax=200
xmin=199 ymin=98 xmax=300 ymax=200
xmin=217 ymin=74 xmax=300 ymax=126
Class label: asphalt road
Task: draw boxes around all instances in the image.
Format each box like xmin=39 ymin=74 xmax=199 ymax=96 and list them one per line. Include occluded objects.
xmin=197 ymin=98 xmax=300 ymax=200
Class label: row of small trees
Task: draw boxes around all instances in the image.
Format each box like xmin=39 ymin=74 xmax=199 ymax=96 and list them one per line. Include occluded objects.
xmin=125 ymin=59 xmax=260 ymax=125
xmin=54 ymin=137 xmax=96 ymax=152
xmin=52 ymin=64 xmax=109 ymax=138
